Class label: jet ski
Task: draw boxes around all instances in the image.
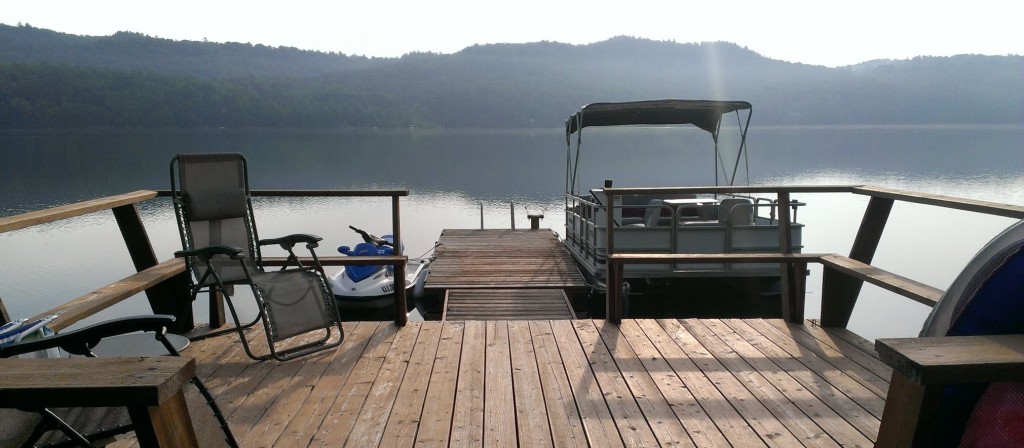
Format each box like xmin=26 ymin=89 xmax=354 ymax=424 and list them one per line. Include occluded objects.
xmin=328 ymin=225 xmax=430 ymax=310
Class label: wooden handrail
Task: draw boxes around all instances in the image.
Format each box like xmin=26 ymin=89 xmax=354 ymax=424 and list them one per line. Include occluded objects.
xmin=3 ymin=188 xmax=413 ymax=333
xmin=607 ymin=253 xmax=824 ymax=264
xmin=819 ymin=254 xmax=943 ymax=307
xmin=155 ymin=189 xmax=410 ymax=197
xmin=27 ymin=259 xmax=186 ymax=331
xmin=853 ymin=186 xmax=1024 ymax=219
xmin=597 ymin=184 xmax=1022 ymax=326
xmin=0 ymin=190 xmax=157 ymax=234
xmin=606 ymin=252 xmax=945 ymax=323
xmin=262 ymin=255 xmax=407 ymax=267
xmin=602 ymin=185 xmax=858 ymax=196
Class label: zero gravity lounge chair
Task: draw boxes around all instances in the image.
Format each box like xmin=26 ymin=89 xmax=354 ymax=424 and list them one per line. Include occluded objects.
xmin=170 ymin=153 xmax=344 ymax=362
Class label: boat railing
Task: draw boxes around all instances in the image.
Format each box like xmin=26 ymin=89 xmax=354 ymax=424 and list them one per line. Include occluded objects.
xmin=599 ymin=185 xmax=1024 ymax=327
xmin=563 ymin=190 xmax=805 ymax=276
xmin=0 ymin=189 xmax=413 ymax=334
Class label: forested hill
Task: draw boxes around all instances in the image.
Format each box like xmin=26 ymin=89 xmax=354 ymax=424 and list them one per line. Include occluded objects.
xmin=1 ymin=24 xmax=1022 ymax=129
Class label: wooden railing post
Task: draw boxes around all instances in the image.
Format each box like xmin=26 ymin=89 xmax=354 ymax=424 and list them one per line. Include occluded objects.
xmin=605 ymin=190 xmax=621 ymax=323
xmin=208 ymin=290 xmax=226 ymax=329
xmin=777 ymin=192 xmax=804 ymax=323
xmin=392 ymin=195 xmax=408 ymax=326
xmin=820 ymin=196 xmax=894 ymax=327
xmin=112 ymin=203 xmax=194 ymax=333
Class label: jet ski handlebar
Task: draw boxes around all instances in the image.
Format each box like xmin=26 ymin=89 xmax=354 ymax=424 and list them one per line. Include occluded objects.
xmin=348 ymin=225 xmax=393 ymax=247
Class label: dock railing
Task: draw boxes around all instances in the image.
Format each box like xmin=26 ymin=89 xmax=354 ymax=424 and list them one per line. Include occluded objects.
xmin=0 ymin=189 xmax=412 ymax=333
xmin=602 ymin=185 xmax=1024 ymax=325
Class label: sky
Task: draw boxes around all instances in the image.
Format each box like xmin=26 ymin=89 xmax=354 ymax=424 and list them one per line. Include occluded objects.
xmin=2 ymin=0 xmax=1021 ymax=67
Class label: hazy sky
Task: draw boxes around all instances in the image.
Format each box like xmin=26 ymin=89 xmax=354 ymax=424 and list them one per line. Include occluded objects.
xmin=2 ymin=0 xmax=1020 ymax=67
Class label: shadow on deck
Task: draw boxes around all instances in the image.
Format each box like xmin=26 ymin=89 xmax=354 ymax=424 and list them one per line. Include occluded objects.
xmin=141 ymin=318 xmax=888 ymax=448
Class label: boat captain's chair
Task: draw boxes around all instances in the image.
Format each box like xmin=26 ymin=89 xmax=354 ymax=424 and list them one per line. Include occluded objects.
xmin=877 ymin=219 xmax=1024 ymax=447
xmin=170 ymin=153 xmax=345 ymax=362
xmin=718 ymin=198 xmax=754 ymax=226
xmin=624 ymin=199 xmax=665 ymax=228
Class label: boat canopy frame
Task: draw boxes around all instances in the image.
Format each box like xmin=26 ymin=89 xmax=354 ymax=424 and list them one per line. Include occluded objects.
xmin=564 ymin=99 xmax=753 ymax=197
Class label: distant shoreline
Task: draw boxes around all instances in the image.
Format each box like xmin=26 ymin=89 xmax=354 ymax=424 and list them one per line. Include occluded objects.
xmin=2 ymin=124 xmax=1023 ymax=134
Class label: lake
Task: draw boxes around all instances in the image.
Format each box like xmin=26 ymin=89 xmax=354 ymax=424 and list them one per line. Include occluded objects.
xmin=1 ymin=125 xmax=1022 ymax=341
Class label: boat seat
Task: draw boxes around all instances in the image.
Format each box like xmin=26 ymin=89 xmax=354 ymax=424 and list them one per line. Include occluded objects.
xmin=624 ymin=199 xmax=666 ymax=228
xmin=643 ymin=199 xmax=665 ymax=227
xmin=719 ymin=198 xmax=754 ymax=225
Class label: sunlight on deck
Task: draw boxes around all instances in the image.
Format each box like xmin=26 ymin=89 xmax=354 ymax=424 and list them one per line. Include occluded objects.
xmin=125 ymin=318 xmax=891 ymax=448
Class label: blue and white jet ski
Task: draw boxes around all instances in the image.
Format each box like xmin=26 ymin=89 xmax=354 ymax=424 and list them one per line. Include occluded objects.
xmin=328 ymin=226 xmax=431 ymax=310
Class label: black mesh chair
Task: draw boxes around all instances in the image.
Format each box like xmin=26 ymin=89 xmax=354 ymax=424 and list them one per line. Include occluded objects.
xmin=170 ymin=153 xmax=344 ymax=362
xmin=0 ymin=315 xmax=237 ymax=448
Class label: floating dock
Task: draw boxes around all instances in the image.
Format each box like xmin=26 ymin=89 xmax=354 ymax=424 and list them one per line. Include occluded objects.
xmin=424 ymin=229 xmax=589 ymax=320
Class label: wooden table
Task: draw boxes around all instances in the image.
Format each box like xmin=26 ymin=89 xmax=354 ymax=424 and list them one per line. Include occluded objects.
xmin=0 ymin=356 xmax=199 ymax=447
xmin=874 ymin=334 xmax=1024 ymax=447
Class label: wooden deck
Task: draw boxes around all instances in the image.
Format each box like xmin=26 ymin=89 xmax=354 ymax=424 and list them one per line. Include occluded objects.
xmin=425 ymin=229 xmax=588 ymax=292
xmin=150 ymin=318 xmax=890 ymax=448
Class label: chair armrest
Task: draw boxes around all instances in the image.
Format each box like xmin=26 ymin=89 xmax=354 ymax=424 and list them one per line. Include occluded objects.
xmin=0 ymin=315 xmax=176 ymax=357
xmin=259 ymin=233 xmax=323 ymax=250
xmin=875 ymin=334 xmax=1024 ymax=385
xmin=174 ymin=245 xmax=245 ymax=259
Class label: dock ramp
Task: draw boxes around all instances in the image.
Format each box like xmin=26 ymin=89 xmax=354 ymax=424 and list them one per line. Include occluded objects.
xmin=424 ymin=229 xmax=588 ymax=320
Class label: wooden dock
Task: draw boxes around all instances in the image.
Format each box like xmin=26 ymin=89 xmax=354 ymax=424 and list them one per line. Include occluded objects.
xmin=113 ymin=317 xmax=891 ymax=448
xmin=425 ymin=229 xmax=589 ymax=320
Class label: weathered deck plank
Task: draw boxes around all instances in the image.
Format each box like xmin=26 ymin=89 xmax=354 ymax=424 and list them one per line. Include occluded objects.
xmin=638 ymin=319 xmax=766 ymax=447
xmin=726 ymin=320 xmax=881 ymax=441
xmin=508 ymin=321 xmax=554 ymax=447
xmin=151 ymin=319 xmax=890 ymax=448
xmin=620 ymin=319 xmax=732 ymax=447
xmin=414 ymin=321 xmax=464 ymax=447
xmin=484 ymin=321 xmax=517 ymax=447
xmin=450 ymin=321 xmax=485 ymax=447
xmin=425 ymin=229 xmax=588 ymax=292
xmin=379 ymin=321 xmax=444 ymax=448
xmin=527 ymin=320 xmax=590 ymax=448
xmin=661 ymin=318 xmax=802 ymax=447
xmin=711 ymin=319 xmax=874 ymax=447
xmin=572 ymin=319 xmax=662 ymax=447
xmin=591 ymin=320 xmax=697 ymax=447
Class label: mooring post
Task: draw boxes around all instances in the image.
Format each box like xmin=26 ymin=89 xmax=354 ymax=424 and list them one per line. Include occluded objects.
xmin=528 ymin=214 xmax=544 ymax=230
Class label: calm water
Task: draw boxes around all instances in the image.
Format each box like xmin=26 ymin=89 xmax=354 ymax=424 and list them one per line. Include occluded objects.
xmin=1 ymin=126 xmax=1022 ymax=340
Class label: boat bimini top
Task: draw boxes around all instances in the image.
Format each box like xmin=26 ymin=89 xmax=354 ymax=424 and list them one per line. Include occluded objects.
xmin=564 ymin=99 xmax=753 ymax=196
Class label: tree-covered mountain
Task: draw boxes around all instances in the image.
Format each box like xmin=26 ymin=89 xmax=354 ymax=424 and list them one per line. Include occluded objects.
xmin=1 ymin=24 xmax=1021 ymax=129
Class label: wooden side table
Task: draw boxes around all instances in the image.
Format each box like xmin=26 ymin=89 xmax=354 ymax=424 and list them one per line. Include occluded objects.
xmin=874 ymin=334 xmax=1024 ymax=447
xmin=0 ymin=356 xmax=198 ymax=447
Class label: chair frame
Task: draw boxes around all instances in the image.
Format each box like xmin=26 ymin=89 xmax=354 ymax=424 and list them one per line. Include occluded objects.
xmin=170 ymin=153 xmax=345 ymax=362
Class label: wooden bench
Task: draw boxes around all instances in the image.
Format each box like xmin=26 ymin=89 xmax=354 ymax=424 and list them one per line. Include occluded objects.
xmin=874 ymin=334 xmax=1024 ymax=447
xmin=0 ymin=356 xmax=199 ymax=447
